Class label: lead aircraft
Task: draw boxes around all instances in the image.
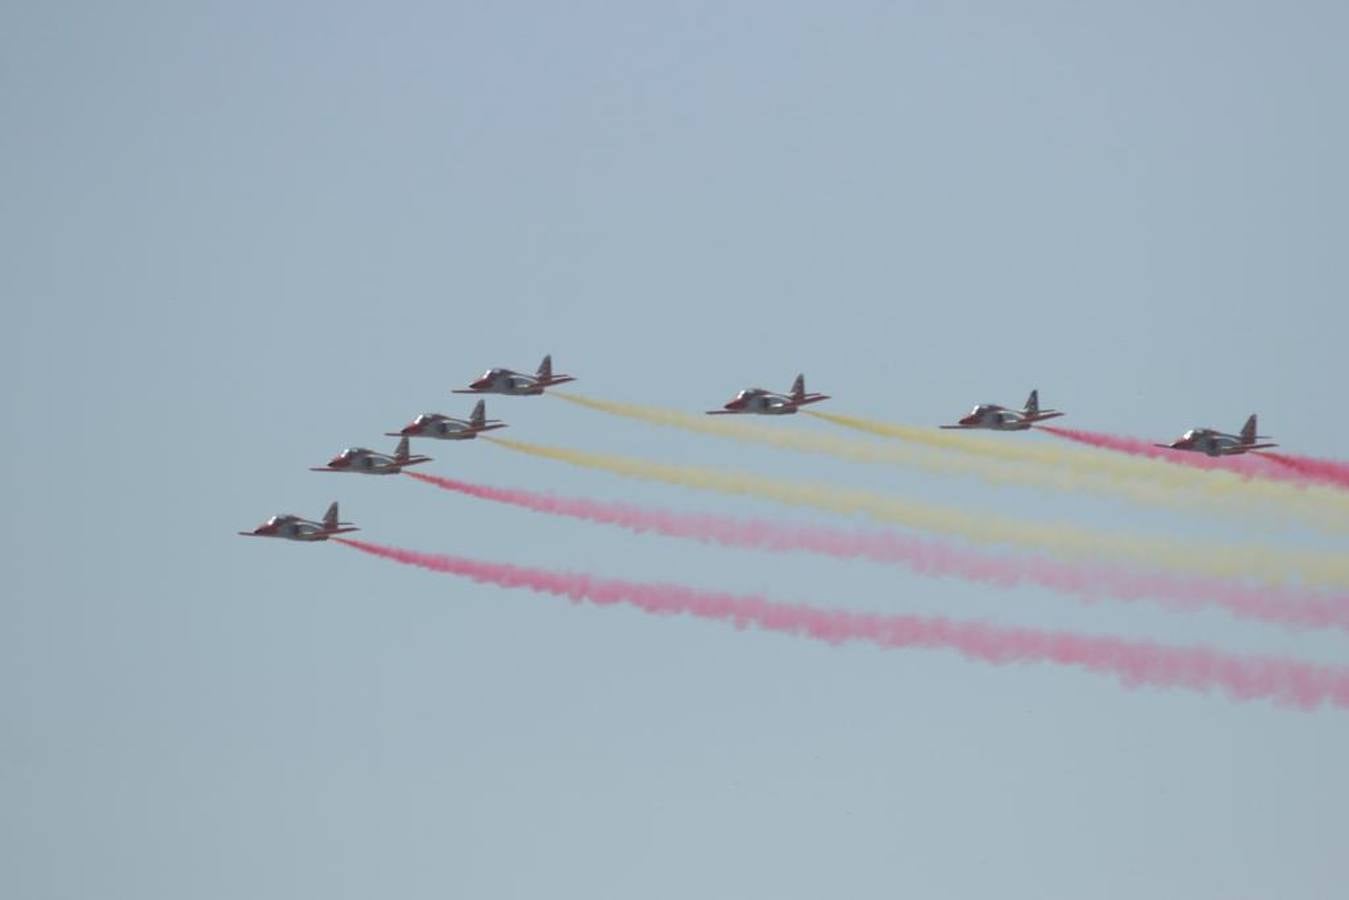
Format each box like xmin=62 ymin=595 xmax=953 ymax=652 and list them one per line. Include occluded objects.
xmin=1154 ymin=414 xmax=1277 ymax=457
xmin=387 ymin=399 xmax=507 ymax=440
xmin=310 ymin=436 xmax=432 ymax=474
xmin=238 ymin=502 xmax=357 ymax=541
xmin=706 ymin=374 xmax=829 ymax=415
xmin=454 ymin=354 xmax=575 ymax=396
xmin=941 ymin=389 xmax=1063 ymax=430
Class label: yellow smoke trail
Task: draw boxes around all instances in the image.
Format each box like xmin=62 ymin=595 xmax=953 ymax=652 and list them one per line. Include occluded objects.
xmin=808 ymin=409 xmax=1349 ymax=529
xmin=485 ymin=436 xmax=1349 ymax=589
xmin=552 ymin=393 xmax=1349 ymax=532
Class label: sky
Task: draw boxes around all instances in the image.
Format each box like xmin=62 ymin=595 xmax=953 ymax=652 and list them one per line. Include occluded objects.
xmin=3 ymin=2 xmax=1348 ymax=897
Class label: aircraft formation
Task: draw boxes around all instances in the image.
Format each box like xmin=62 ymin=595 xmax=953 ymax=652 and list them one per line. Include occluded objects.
xmin=240 ymin=353 xmax=1282 ymax=539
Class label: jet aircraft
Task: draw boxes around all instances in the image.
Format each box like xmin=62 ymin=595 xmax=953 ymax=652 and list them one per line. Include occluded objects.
xmin=387 ymin=399 xmax=507 ymax=440
xmin=453 ymin=354 xmax=575 ymax=396
xmin=237 ymin=501 xmax=357 ymax=541
xmin=941 ymin=389 xmax=1064 ymax=430
xmin=706 ymin=374 xmax=829 ymax=415
xmin=1154 ymin=414 xmax=1277 ymax=457
xmin=310 ymin=436 xmax=432 ymax=474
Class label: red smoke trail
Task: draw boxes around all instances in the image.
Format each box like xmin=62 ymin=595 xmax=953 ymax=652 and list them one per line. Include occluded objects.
xmin=334 ymin=538 xmax=1349 ymax=711
xmin=406 ymin=471 xmax=1349 ymax=632
xmin=1262 ymin=453 xmax=1349 ymax=491
xmin=1037 ymin=425 xmax=1300 ymax=481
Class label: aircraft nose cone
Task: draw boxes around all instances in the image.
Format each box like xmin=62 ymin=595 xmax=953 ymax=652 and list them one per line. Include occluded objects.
xmin=328 ymin=456 xmax=349 ymax=468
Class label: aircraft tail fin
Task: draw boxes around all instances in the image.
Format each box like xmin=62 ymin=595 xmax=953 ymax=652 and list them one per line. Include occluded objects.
xmin=1240 ymin=414 xmax=1258 ymax=445
xmin=536 ymin=354 xmax=553 ymax=381
xmin=394 ymin=435 xmax=411 ymax=460
xmin=322 ymin=502 xmax=340 ymax=530
xmin=1024 ymin=389 xmax=1040 ymax=416
xmin=791 ymin=374 xmax=806 ymax=402
xmin=470 ymin=399 xmax=486 ymax=427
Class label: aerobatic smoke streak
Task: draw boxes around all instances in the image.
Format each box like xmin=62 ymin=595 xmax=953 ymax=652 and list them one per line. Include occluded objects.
xmin=1263 ymin=453 xmax=1349 ymax=491
xmin=334 ymin=538 xmax=1349 ymax=711
xmin=406 ymin=471 xmax=1349 ymax=632
xmin=549 ymin=393 xmax=1348 ymax=531
xmin=553 ymin=391 xmax=941 ymax=466
xmin=484 ymin=437 xmax=1349 ymax=588
xmin=816 ymin=414 xmax=1349 ymax=529
xmin=808 ymin=409 xmax=1159 ymax=474
xmin=1040 ymin=426 xmax=1277 ymax=476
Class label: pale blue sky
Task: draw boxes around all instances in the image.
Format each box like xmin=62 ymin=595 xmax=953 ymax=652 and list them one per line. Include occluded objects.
xmin=4 ymin=2 xmax=1348 ymax=898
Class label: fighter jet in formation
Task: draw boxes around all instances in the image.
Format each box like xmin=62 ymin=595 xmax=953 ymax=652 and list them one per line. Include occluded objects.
xmin=237 ymin=502 xmax=357 ymax=541
xmin=706 ymin=374 xmax=829 ymax=415
xmin=941 ymin=389 xmax=1064 ymax=431
xmin=1154 ymin=414 xmax=1277 ymax=457
xmin=454 ymin=354 xmax=575 ymax=396
xmin=387 ymin=399 xmax=507 ymax=440
xmin=310 ymin=436 xmax=433 ymax=475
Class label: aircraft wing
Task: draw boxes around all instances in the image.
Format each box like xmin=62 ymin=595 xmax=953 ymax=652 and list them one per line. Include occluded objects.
xmin=474 ymin=423 xmax=509 ymax=432
xmin=324 ymin=527 xmax=360 ymax=535
xmin=309 ymin=466 xmax=342 ymax=472
xmin=1224 ymin=443 xmax=1279 ymax=454
xmin=452 ymin=388 xmax=486 ymax=394
xmin=1026 ymin=411 xmax=1064 ymax=422
xmin=397 ymin=457 xmax=434 ymax=467
xmin=705 ymin=410 xmax=740 ymax=415
xmin=939 ymin=424 xmax=976 ymax=429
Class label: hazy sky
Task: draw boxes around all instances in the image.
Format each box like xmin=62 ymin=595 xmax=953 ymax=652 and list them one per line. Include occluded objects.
xmin=4 ymin=2 xmax=1348 ymax=898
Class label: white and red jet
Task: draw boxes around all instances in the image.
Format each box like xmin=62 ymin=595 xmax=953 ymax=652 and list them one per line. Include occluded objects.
xmin=706 ymin=374 xmax=829 ymax=415
xmin=941 ymin=389 xmax=1063 ymax=431
xmin=1154 ymin=414 xmax=1277 ymax=457
xmin=237 ymin=501 xmax=358 ymax=541
xmin=310 ymin=436 xmax=432 ymax=475
xmin=387 ymin=399 xmax=507 ymax=441
xmin=453 ymin=354 xmax=575 ymax=396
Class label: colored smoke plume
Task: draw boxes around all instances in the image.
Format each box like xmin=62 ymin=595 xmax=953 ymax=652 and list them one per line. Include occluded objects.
xmin=484 ymin=437 xmax=1349 ymax=589
xmin=335 ymin=538 xmax=1349 ymax=711
xmin=1263 ymin=453 xmax=1349 ymax=491
xmin=548 ymin=394 xmax=1347 ymax=530
xmin=406 ymin=471 xmax=1349 ymax=632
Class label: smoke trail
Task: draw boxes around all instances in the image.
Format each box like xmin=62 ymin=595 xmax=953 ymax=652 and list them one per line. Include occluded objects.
xmin=551 ymin=393 xmax=1349 ymax=531
xmin=1263 ymin=453 xmax=1349 ymax=491
xmin=1039 ymin=426 xmax=1278 ymax=476
xmin=1041 ymin=427 xmax=1349 ymax=506
xmin=484 ymin=437 xmax=1349 ymax=588
xmin=334 ymin=538 xmax=1349 ymax=711
xmin=406 ymin=471 xmax=1349 ymax=632
xmin=808 ymin=409 xmax=1154 ymax=474
xmin=817 ymin=411 xmax=1349 ymax=529
xmin=553 ymin=391 xmax=941 ymax=466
